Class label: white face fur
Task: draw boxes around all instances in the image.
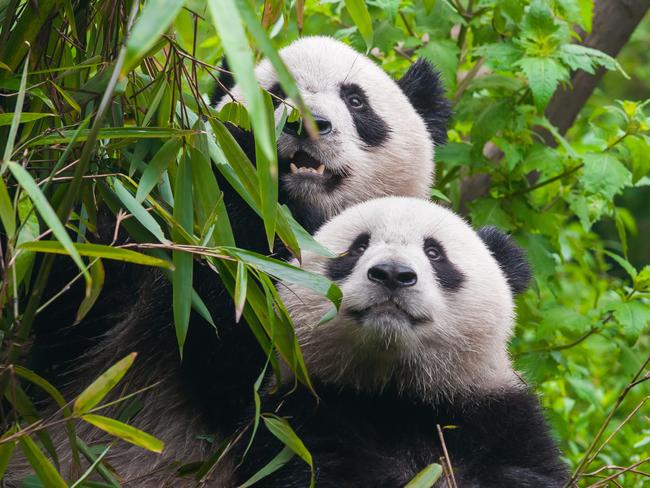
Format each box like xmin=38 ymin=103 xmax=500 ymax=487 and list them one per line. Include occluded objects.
xmin=279 ymin=197 xmax=523 ymax=402
xmin=215 ymin=36 xmax=438 ymax=223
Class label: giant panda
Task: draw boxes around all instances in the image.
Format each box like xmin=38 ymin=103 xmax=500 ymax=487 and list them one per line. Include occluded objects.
xmin=12 ymin=38 xmax=451 ymax=486
xmin=227 ymin=197 xmax=568 ymax=488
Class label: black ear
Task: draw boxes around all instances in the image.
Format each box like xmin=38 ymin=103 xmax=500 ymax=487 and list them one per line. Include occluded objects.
xmin=477 ymin=226 xmax=532 ymax=295
xmin=210 ymin=58 xmax=236 ymax=107
xmin=397 ymin=59 xmax=451 ymax=146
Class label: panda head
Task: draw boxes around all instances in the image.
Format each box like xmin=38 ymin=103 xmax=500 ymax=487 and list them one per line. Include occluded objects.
xmin=279 ymin=197 xmax=531 ymax=402
xmin=213 ymin=36 xmax=450 ymax=229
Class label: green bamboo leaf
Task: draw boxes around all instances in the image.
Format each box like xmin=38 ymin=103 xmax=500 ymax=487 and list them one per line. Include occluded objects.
xmin=207 ymin=0 xmax=276 ymax=169
xmin=344 ymin=0 xmax=374 ymax=50
xmin=18 ymin=241 xmax=174 ymax=269
xmin=76 ymin=258 xmax=105 ymax=323
xmin=136 ymin=138 xmax=181 ymax=202
xmin=81 ymin=414 xmax=164 ymax=453
xmin=404 ymin=463 xmax=443 ymax=488
xmin=122 ymin=0 xmax=186 ymax=76
xmin=73 ymin=353 xmax=137 ymax=415
xmin=224 ymin=247 xmax=342 ymax=309
xmin=0 ymin=112 xmax=55 ymax=127
xmin=2 ymin=49 xmax=29 ymax=163
xmin=172 ymin=152 xmax=194 ymax=355
xmin=50 ymin=81 xmax=81 ymax=113
xmin=7 ymin=161 xmax=90 ymax=287
xmin=18 ymin=435 xmax=68 ymax=488
xmin=112 ymin=178 xmax=169 ymax=243
xmin=13 ymin=366 xmax=67 ymax=411
xmin=234 ymin=260 xmax=248 ymax=322
xmin=262 ymin=415 xmax=314 ymax=487
xmin=255 ymin=90 xmax=278 ymax=250
xmin=0 ymin=176 xmax=15 ymax=238
xmin=0 ymin=428 xmax=17 ymax=480
xmin=29 ymin=127 xmax=199 ymax=146
xmin=239 ymin=446 xmax=295 ymax=488
xmin=69 ymin=445 xmax=110 ymax=488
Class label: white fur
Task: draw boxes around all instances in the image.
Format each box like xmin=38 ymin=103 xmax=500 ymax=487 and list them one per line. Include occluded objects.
xmin=216 ymin=36 xmax=435 ymax=221
xmin=279 ymin=197 xmax=521 ymax=402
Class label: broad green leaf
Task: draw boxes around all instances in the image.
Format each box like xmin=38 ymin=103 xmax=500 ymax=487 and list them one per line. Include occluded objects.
xmin=172 ymin=153 xmax=194 ymax=355
xmin=74 ymin=353 xmax=137 ymax=415
xmin=122 ymin=0 xmax=186 ymax=75
xmin=81 ymin=414 xmax=164 ymax=453
xmin=0 ymin=112 xmax=54 ymax=127
xmin=603 ymin=251 xmax=637 ymax=280
xmin=517 ymin=57 xmax=567 ymax=111
xmin=18 ymin=435 xmax=68 ymax=488
xmin=8 ymin=162 xmax=90 ymax=287
xmin=581 ymin=154 xmax=632 ymax=199
xmin=344 ymin=0 xmax=374 ymax=50
xmin=404 ymin=463 xmax=443 ymax=488
xmin=136 ymin=138 xmax=181 ymax=202
xmin=613 ymin=301 xmax=650 ymax=343
xmin=18 ymin=241 xmax=174 ymax=269
xmin=417 ymin=40 xmax=460 ymax=93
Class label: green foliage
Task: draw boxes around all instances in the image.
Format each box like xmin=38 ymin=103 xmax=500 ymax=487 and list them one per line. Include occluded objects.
xmin=0 ymin=0 xmax=648 ymax=486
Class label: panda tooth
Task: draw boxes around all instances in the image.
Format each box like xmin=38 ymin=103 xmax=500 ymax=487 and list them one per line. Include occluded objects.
xmin=290 ymin=163 xmax=298 ymax=174
xmin=316 ymin=164 xmax=325 ymax=175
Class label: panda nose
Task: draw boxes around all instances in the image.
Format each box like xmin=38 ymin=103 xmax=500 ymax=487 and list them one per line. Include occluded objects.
xmin=283 ymin=116 xmax=332 ymax=138
xmin=367 ymin=263 xmax=418 ymax=290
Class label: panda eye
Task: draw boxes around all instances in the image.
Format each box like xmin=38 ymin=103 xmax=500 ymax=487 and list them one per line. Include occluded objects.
xmin=350 ymin=242 xmax=368 ymax=256
xmin=425 ymin=245 xmax=442 ymax=261
xmin=347 ymin=95 xmax=364 ymax=109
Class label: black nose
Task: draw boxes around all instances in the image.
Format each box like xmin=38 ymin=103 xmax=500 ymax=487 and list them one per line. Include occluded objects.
xmin=367 ymin=263 xmax=418 ymax=290
xmin=283 ymin=116 xmax=332 ymax=138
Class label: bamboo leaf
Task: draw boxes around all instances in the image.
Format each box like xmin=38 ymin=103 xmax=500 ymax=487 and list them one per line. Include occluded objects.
xmin=262 ymin=415 xmax=314 ymax=487
xmin=18 ymin=241 xmax=174 ymax=269
xmin=29 ymin=127 xmax=199 ymax=146
xmin=136 ymin=138 xmax=181 ymax=202
xmin=76 ymin=258 xmax=105 ymax=323
xmin=239 ymin=446 xmax=295 ymax=488
xmin=73 ymin=353 xmax=137 ymax=415
xmin=122 ymin=0 xmax=186 ymax=76
xmin=69 ymin=446 xmax=110 ymax=488
xmin=8 ymin=162 xmax=90 ymax=288
xmin=234 ymin=260 xmax=248 ymax=322
xmin=81 ymin=414 xmax=164 ymax=453
xmin=0 ymin=112 xmax=55 ymax=127
xmin=18 ymin=435 xmax=68 ymax=488
xmin=0 ymin=176 xmax=15 ymax=238
xmin=404 ymin=463 xmax=443 ymax=488
xmin=172 ymin=152 xmax=194 ymax=355
xmin=2 ymin=49 xmax=29 ymax=163
xmin=111 ymin=178 xmax=169 ymax=244
xmin=255 ymin=90 xmax=278 ymax=251
xmin=0 ymin=428 xmax=17 ymax=480
xmin=344 ymin=0 xmax=374 ymax=50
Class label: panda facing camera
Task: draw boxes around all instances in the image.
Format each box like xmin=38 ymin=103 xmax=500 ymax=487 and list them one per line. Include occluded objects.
xmin=231 ymin=197 xmax=568 ymax=487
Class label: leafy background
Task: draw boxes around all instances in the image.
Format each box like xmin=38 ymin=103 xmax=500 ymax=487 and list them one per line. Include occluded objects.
xmin=0 ymin=0 xmax=648 ymax=486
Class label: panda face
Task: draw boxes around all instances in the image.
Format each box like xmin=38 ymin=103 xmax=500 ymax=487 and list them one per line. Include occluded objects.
xmin=279 ymin=197 xmax=529 ymax=402
xmin=215 ymin=37 xmax=450 ymax=226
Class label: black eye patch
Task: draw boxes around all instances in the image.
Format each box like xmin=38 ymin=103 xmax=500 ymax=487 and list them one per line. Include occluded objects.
xmin=423 ymin=237 xmax=464 ymax=291
xmin=326 ymin=233 xmax=370 ymax=281
xmin=268 ymin=82 xmax=287 ymax=108
xmin=339 ymin=83 xmax=390 ymax=147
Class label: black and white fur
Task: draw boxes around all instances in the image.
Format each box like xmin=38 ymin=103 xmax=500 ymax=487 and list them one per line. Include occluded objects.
xmin=227 ymin=197 xmax=567 ymax=487
xmin=10 ymin=38 xmax=450 ymax=486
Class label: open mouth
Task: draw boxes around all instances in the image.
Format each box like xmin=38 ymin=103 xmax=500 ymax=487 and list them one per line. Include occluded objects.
xmin=278 ymin=149 xmax=347 ymax=186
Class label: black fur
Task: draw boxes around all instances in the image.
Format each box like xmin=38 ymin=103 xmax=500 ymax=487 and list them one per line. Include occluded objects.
xmin=424 ymin=237 xmax=465 ymax=291
xmin=477 ymin=227 xmax=532 ymax=295
xmin=340 ymin=83 xmax=390 ymax=147
xmin=326 ymin=233 xmax=370 ymax=281
xmin=210 ymin=58 xmax=236 ymax=107
xmin=232 ymin=382 xmax=568 ymax=487
xmin=398 ymin=59 xmax=451 ymax=146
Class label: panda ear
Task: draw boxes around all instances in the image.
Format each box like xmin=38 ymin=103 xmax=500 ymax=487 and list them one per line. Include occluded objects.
xmin=211 ymin=58 xmax=235 ymax=107
xmin=397 ymin=59 xmax=451 ymax=146
xmin=477 ymin=226 xmax=531 ymax=295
